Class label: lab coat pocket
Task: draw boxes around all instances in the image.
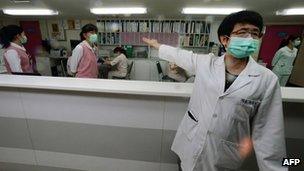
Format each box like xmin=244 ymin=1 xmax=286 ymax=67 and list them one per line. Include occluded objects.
xmin=215 ymin=139 xmax=244 ymax=170
xmin=181 ymin=110 xmax=199 ymax=141
xmin=227 ymin=98 xmax=260 ymax=143
xmin=235 ymin=98 xmax=260 ymax=120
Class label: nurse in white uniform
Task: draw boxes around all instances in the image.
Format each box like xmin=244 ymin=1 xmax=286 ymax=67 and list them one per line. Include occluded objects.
xmin=144 ymin=10 xmax=286 ymax=171
xmin=272 ymin=35 xmax=301 ymax=86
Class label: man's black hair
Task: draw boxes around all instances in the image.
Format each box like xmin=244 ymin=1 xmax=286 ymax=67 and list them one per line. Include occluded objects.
xmin=217 ymin=10 xmax=264 ymax=43
xmin=80 ymin=24 xmax=98 ymax=40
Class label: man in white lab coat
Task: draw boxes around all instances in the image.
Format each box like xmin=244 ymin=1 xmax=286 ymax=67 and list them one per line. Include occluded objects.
xmin=143 ymin=10 xmax=286 ymax=171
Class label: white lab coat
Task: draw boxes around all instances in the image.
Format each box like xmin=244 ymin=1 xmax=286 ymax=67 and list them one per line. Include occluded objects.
xmin=272 ymin=46 xmax=298 ymax=86
xmin=158 ymin=45 xmax=287 ymax=171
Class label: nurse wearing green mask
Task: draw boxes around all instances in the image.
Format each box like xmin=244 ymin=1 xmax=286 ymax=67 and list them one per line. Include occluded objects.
xmin=143 ymin=10 xmax=286 ymax=171
xmin=272 ymin=35 xmax=301 ymax=86
xmin=67 ymin=24 xmax=99 ymax=78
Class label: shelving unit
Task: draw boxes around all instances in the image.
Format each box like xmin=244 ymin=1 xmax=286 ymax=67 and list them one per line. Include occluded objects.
xmin=96 ymin=19 xmax=211 ymax=58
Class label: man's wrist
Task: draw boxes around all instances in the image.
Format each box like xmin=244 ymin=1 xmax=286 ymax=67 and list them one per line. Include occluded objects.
xmin=155 ymin=43 xmax=161 ymax=49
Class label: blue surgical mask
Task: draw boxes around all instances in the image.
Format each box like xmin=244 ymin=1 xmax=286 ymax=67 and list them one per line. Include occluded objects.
xmin=226 ymin=36 xmax=260 ymax=59
xmin=89 ymin=34 xmax=98 ymax=43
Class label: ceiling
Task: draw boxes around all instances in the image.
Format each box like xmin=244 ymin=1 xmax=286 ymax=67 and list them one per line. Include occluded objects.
xmin=1 ymin=0 xmax=304 ymax=23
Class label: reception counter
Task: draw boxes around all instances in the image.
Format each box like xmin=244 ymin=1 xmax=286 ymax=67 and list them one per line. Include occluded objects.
xmin=0 ymin=75 xmax=303 ymax=171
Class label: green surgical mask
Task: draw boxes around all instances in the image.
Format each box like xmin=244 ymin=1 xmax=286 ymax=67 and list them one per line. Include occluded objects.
xmin=20 ymin=36 xmax=27 ymax=44
xmin=227 ymin=36 xmax=260 ymax=59
xmin=89 ymin=34 xmax=98 ymax=43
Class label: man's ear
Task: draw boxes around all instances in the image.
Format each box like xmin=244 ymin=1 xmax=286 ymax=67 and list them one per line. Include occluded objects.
xmin=259 ymin=33 xmax=264 ymax=39
xmin=219 ymin=35 xmax=229 ymax=48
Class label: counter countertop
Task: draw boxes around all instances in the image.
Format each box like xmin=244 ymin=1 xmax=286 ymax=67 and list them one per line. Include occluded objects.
xmin=0 ymin=75 xmax=303 ymax=102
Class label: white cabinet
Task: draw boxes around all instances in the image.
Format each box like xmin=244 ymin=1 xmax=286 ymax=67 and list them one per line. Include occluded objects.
xmin=129 ymin=59 xmax=168 ymax=81
xmin=36 ymin=56 xmax=52 ymax=76
xmin=131 ymin=59 xmax=150 ymax=81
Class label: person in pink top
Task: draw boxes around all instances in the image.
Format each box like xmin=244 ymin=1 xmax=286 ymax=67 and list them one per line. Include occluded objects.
xmin=67 ymin=24 xmax=99 ymax=78
xmin=0 ymin=25 xmax=33 ymax=74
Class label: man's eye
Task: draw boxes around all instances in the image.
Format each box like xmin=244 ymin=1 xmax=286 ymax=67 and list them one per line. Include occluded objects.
xmin=238 ymin=31 xmax=247 ymax=35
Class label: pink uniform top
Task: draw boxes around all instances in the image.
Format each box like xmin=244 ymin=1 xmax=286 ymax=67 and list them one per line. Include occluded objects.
xmin=76 ymin=42 xmax=98 ymax=78
xmin=3 ymin=43 xmax=33 ymax=73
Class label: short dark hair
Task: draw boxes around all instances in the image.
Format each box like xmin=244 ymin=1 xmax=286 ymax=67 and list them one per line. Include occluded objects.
xmin=217 ymin=10 xmax=264 ymax=43
xmin=0 ymin=25 xmax=24 ymax=48
xmin=278 ymin=35 xmax=300 ymax=49
xmin=80 ymin=24 xmax=98 ymax=40
xmin=113 ymin=47 xmax=126 ymax=56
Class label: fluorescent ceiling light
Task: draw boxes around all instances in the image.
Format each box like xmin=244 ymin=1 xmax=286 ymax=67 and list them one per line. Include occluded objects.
xmin=11 ymin=0 xmax=31 ymax=3
xmin=276 ymin=8 xmax=304 ymax=15
xmin=3 ymin=8 xmax=58 ymax=16
xmin=182 ymin=7 xmax=245 ymax=15
xmin=90 ymin=7 xmax=147 ymax=15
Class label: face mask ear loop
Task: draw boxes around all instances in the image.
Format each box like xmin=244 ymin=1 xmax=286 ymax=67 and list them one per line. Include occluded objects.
xmin=224 ymin=35 xmax=230 ymax=49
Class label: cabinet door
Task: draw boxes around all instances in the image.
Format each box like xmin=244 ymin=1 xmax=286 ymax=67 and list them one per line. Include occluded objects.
xmin=133 ymin=60 xmax=151 ymax=81
xmin=290 ymin=38 xmax=304 ymax=86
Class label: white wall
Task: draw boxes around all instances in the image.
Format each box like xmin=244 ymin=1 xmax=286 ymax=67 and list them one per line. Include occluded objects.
xmin=209 ymin=20 xmax=221 ymax=44
xmin=129 ymin=58 xmax=168 ymax=81
xmin=38 ymin=19 xmax=97 ymax=51
xmin=0 ymin=19 xmax=19 ymax=27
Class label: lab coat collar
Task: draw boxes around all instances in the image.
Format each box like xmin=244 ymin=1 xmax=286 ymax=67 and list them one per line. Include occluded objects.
xmin=10 ymin=42 xmax=26 ymax=52
xmin=216 ymin=54 xmax=261 ymax=96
